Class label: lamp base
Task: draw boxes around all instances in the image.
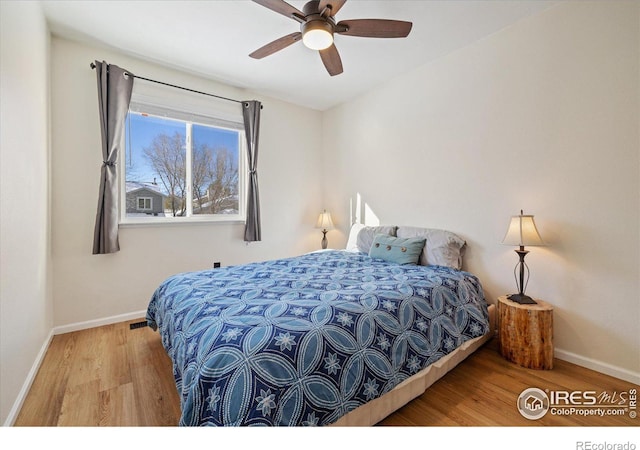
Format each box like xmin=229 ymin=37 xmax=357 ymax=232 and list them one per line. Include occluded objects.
xmin=507 ymin=293 xmax=537 ymax=305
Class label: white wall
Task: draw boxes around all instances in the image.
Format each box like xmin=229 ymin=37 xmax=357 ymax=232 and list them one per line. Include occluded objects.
xmin=50 ymin=38 xmax=324 ymax=328
xmin=0 ymin=1 xmax=52 ymax=425
xmin=322 ymin=1 xmax=639 ymax=380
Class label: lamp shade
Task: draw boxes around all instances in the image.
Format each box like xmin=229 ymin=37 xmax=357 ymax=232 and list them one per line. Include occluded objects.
xmin=316 ymin=210 xmax=334 ymax=230
xmin=502 ymin=211 xmax=544 ymax=247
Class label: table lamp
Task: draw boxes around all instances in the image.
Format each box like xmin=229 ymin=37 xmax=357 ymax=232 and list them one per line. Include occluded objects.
xmin=316 ymin=210 xmax=334 ymax=250
xmin=502 ymin=210 xmax=545 ymax=304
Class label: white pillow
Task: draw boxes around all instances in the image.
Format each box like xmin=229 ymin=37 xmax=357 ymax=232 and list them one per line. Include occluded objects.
xmin=396 ymin=226 xmax=466 ymax=269
xmin=356 ymin=225 xmax=397 ymax=253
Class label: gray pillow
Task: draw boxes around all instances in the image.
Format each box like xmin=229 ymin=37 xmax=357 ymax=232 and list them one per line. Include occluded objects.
xmin=356 ymin=225 xmax=397 ymax=253
xmin=396 ymin=226 xmax=466 ymax=269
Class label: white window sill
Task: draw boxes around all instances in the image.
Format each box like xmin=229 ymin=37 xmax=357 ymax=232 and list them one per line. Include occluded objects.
xmin=119 ymin=217 xmax=245 ymax=228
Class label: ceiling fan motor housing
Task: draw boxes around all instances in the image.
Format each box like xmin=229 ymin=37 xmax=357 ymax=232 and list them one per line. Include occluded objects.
xmin=302 ymin=0 xmax=336 ymax=32
xmin=301 ymin=19 xmax=334 ymax=36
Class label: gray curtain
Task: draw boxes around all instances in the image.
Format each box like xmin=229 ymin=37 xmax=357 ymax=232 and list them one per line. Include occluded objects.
xmin=92 ymin=61 xmax=134 ymax=254
xmin=242 ymin=100 xmax=262 ymax=242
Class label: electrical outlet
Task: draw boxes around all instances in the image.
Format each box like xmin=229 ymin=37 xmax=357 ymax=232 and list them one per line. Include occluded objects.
xmin=213 ymin=262 xmax=221 ymax=268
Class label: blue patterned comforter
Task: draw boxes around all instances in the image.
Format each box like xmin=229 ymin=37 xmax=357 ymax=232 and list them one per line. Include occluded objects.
xmin=146 ymin=250 xmax=489 ymax=426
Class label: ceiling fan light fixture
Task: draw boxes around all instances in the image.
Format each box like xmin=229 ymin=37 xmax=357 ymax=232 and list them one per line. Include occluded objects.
xmin=302 ymin=20 xmax=334 ymax=50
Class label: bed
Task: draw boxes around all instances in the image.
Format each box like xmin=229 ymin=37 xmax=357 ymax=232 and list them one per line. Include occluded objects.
xmin=146 ymin=225 xmax=495 ymax=426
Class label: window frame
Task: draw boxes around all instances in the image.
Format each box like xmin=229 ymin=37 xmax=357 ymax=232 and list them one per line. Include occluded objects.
xmin=119 ymin=97 xmax=247 ymax=227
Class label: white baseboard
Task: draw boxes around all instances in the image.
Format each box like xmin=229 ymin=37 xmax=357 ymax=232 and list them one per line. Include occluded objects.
xmin=555 ymin=347 xmax=640 ymax=385
xmin=52 ymin=310 xmax=147 ymax=335
xmin=3 ymin=329 xmax=54 ymax=427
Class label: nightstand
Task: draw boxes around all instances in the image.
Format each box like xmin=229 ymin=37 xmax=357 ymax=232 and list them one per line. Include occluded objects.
xmin=497 ymin=295 xmax=554 ymax=370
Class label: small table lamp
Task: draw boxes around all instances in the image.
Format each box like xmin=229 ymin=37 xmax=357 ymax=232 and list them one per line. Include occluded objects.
xmin=502 ymin=210 xmax=545 ymax=304
xmin=316 ymin=210 xmax=334 ymax=250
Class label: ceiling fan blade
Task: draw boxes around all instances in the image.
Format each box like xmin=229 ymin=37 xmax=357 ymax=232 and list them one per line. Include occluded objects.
xmin=319 ymin=44 xmax=343 ymax=76
xmin=318 ymin=0 xmax=347 ymax=17
xmin=249 ymin=32 xmax=302 ymax=59
xmin=336 ymin=19 xmax=413 ymax=38
xmin=252 ymin=0 xmax=304 ymax=21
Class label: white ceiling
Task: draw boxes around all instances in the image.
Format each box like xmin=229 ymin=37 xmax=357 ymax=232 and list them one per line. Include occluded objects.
xmin=42 ymin=0 xmax=559 ymax=111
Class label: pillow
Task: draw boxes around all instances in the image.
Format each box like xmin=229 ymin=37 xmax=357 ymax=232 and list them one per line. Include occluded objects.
xmin=345 ymin=223 xmax=366 ymax=252
xmin=356 ymin=225 xmax=397 ymax=253
xmin=396 ymin=226 xmax=466 ymax=269
xmin=368 ymin=234 xmax=426 ymax=265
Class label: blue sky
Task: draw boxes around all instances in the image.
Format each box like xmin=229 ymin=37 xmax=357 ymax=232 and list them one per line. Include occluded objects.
xmin=125 ymin=112 xmax=240 ymax=189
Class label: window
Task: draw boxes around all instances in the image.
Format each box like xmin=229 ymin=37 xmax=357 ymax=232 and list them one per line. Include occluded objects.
xmin=137 ymin=197 xmax=152 ymax=211
xmin=121 ymin=100 xmax=246 ymax=224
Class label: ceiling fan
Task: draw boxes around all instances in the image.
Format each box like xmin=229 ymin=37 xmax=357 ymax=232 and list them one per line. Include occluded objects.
xmin=249 ymin=0 xmax=413 ymax=76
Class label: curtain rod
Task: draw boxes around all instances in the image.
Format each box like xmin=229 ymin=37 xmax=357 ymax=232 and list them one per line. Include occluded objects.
xmin=90 ymin=62 xmax=261 ymax=108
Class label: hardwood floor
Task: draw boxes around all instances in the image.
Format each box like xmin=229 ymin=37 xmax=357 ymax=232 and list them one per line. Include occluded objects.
xmin=15 ymin=319 xmax=180 ymax=426
xmin=14 ymin=318 xmax=639 ymax=427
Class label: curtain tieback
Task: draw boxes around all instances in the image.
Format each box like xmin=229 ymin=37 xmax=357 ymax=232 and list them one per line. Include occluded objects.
xmin=103 ymin=161 xmax=117 ymax=167
xmin=249 ymin=169 xmax=257 ymax=174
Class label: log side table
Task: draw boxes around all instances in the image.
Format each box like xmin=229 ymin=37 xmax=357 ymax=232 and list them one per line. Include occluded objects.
xmin=497 ymin=295 xmax=554 ymax=370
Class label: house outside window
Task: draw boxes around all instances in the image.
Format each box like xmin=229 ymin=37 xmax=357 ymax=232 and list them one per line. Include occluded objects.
xmin=121 ymin=93 xmax=246 ymax=225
